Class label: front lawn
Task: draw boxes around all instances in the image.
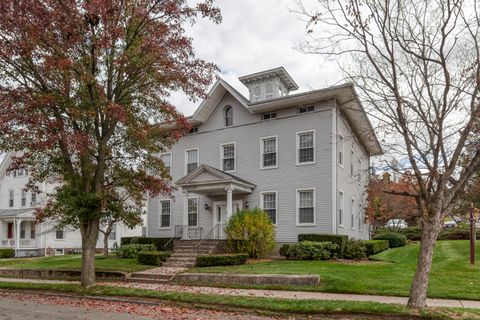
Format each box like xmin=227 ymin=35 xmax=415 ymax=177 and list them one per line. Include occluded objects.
xmin=0 ymin=254 xmax=152 ymax=273
xmin=189 ymin=240 xmax=480 ymax=301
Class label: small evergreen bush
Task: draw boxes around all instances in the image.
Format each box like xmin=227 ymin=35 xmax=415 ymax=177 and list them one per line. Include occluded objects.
xmin=343 ymin=240 xmax=367 ymax=260
xmin=281 ymin=241 xmax=339 ymax=260
xmin=196 ymin=253 xmax=248 ymax=267
xmin=120 ymin=237 xmax=172 ymax=250
xmin=225 ymin=208 xmax=276 ymax=258
xmin=117 ymin=243 xmax=156 ymax=258
xmin=298 ymin=234 xmax=348 ymax=256
xmin=0 ymin=249 xmax=14 ymax=258
xmin=363 ymin=240 xmax=389 ymax=256
xmin=374 ymin=233 xmax=407 ymax=248
xmin=137 ymin=251 xmax=170 ymax=266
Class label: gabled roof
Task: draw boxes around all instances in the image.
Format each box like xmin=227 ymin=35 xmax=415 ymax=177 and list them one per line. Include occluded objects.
xmin=176 ymin=164 xmax=255 ymax=189
xmin=0 ymin=153 xmax=11 ymax=179
xmin=0 ymin=208 xmax=35 ymax=219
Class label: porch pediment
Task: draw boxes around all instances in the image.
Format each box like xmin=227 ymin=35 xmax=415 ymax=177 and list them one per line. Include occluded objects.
xmin=176 ymin=164 xmax=255 ymax=195
xmin=0 ymin=208 xmax=36 ymax=220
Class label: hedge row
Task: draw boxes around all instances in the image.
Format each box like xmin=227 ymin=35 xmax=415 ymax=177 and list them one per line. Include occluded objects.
xmin=298 ymin=234 xmax=348 ymax=255
xmin=364 ymin=240 xmax=389 ymax=256
xmin=196 ymin=253 xmax=248 ymax=267
xmin=376 ymin=226 xmax=480 ymax=241
xmin=373 ymin=233 xmax=407 ymax=248
xmin=117 ymin=243 xmax=156 ymax=258
xmin=121 ymin=237 xmax=172 ymax=250
xmin=280 ymin=241 xmax=340 ymax=260
xmin=0 ymin=249 xmax=14 ymax=258
xmin=137 ymin=251 xmax=170 ymax=266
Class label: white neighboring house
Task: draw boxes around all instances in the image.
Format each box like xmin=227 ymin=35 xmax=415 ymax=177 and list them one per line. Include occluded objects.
xmin=0 ymin=153 xmax=145 ymax=257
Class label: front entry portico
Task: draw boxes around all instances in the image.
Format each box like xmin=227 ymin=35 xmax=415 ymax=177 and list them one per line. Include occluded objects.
xmin=176 ymin=164 xmax=255 ymax=240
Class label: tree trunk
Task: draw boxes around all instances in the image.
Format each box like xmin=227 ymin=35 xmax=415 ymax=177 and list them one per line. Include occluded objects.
xmin=80 ymin=218 xmax=100 ymax=288
xmin=407 ymin=214 xmax=442 ymax=308
xmin=103 ymin=232 xmax=109 ymax=257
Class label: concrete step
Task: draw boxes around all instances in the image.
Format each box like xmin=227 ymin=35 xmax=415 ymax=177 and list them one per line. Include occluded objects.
xmin=125 ymin=277 xmax=170 ymax=284
xmin=163 ymin=262 xmax=196 ymax=268
xmin=169 ymin=253 xmax=199 ymax=258
xmin=166 ymin=258 xmax=197 ymax=264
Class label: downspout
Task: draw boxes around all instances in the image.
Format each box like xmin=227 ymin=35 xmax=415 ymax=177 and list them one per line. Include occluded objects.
xmin=332 ymin=106 xmax=338 ymax=235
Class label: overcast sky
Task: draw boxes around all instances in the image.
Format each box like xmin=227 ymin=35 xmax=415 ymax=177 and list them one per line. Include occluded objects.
xmin=171 ymin=0 xmax=343 ymax=116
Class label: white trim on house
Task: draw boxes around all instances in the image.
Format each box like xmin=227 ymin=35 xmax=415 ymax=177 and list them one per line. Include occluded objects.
xmin=184 ymin=148 xmax=199 ymax=175
xmin=220 ymin=142 xmax=236 ymax=173
xmin=213 ymin=200 xmax=243 ymax=227
xmin=296 ymin=129 xmax=316 ymax=166
xmin=260 ymin=190 xmax=278 ymax=226
xmin=350 ymin=149 xmax=356 ymax=178
xmin=338 ymin=189 xmax=344 ymax=228
xmin=295 ymin=188 xmax=316 ymax=226
xmin=160 ymin=152 xmax=172 ymax=176
xmin=158 ymin=199 xmax=172 ymax=230
xmin=259 ymin=135 xmax=278 ymax=170
xmin=332 ymin=108 xmax=337 ymax=234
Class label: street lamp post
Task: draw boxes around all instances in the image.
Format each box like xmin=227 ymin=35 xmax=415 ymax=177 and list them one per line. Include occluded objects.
xmin=470 ymin=203 xmax=475 ymax=268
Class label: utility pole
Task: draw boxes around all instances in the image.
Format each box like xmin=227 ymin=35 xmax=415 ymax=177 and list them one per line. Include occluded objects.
xmin=470 ymin=203 xmax=475 ymax=268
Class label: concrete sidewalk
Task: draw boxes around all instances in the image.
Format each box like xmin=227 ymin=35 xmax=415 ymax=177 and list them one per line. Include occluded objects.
xmin=1 ymin=277 xmax=480 ymax=309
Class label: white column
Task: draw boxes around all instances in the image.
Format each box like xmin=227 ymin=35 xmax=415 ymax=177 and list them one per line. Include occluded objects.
xmin=182 ymin=191 xmax=189 ymax=240
xmin=225 ymin=186 xmax=234 ymax=221
xmin=15 ymin=218 xmax=21 ymax=252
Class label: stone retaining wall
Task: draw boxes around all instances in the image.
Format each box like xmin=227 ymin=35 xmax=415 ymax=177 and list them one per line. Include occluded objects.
xmin=174 ymin=272 xmax=320 ymax=286
xmin=0 ymin=268 xmax=127 ymax=280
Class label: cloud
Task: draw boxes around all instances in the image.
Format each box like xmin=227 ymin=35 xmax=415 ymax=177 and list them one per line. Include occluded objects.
xmin=171 ymin=0 xmax=343 ymax=116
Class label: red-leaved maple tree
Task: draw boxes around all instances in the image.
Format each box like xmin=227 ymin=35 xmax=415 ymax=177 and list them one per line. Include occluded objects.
xmin=0 ymin=0 xmax=221 ymax=287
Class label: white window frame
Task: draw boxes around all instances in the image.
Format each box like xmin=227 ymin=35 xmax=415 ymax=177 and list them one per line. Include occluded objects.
xmin=188 ymin=196 xmax=199 ymax=227
xmin=55 ymin=228 xmax=65 ymax=240
xmin=296 ymin=129 xmax=316 ymax=166
xmin=358 ymin=202 xmax=363 ymax=232
xmin=338 ymin=190 xmax=344 ymax=227
xmin=357 ymin=158 xmax=362 ymax=183
xmin=8 ymin=190 xmax=14 ymax=208
xmin=185 ymin=148 xmax=199 ymax=175
xmin=224 ymin=106 xmax=233 ymax=127
xmin=220 ymin=142 xmax=236 ymax=172
xmin=351 ymin=198 xmax=355 ymax=229
xmin=260 ymin=135 xmax=278 ymax=169
xmin=338 ymin=133 xmax=344 ymax=167
xmin=158 ymin=199 xmax=172 ymax=229
xmin=160 ymin=152 xmax=172 ymax=176
xmin=108 ymin=224 xmax=117 ymax=241
xmin=21 ymin=189 xmax=27 ymax=207
xmin=296 ymin=188 xmax=316 ymax=226
xmin=351 ymin=149 xmax=356 ymax=178
xmin=260 ymin=191 xmax=278 ymax=226
xmin=54 ymin=248 xmax=65 ymax=256
xmin=253 ymin=85 xmax=261 ymax=102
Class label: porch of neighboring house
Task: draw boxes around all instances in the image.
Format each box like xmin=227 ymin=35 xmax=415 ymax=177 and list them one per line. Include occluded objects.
xmin=175 ymin=164 xmax=256 ymax=241
xmin=0 ymin=209 xmax=40 ymax=257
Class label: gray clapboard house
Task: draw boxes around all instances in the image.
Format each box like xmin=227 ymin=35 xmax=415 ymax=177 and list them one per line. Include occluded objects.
xmin=147 ymin=67 xmax=382 ymax=244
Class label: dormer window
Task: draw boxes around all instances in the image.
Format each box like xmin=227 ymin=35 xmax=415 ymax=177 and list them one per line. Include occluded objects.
xmin=224 ymin=106 xmax=233 ymax=127
xmin=253 ymin=86 xmax=261 ymax=102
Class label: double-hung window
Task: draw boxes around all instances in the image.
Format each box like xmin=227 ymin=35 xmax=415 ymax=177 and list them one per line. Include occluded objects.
xmin=261 ymin=136 xmax=277 ymax=168
xmin=21 ymin=189 xmax=26 ymax=207
xmin=9 ymin=190 xmax=14 ymax=207
xmin=108 ymin=224 xmax=117 ymax=240
xmin=56 ymin=229 xmax=64 ymax=240
xmin=350 ymin=150 xmax=355 ymax=177
xmin=161 ymin=153 xmax=172 ymax=176
xmin=351 ymin=198 xmax=355 ymax=229
xmin=338 ymin=134 xmax=344 ymax=166
xmin=31 ymin=192 xmax=37 ymax=206
xmin=261 ymin=192 xmax=277 ymax=225
xmin=221 ymin=143 xmax=235 ymax=172
xmin=159 ymin=200 xmax=171 ymax=228
xmin=338 ymin=191 xmax=344 ymax=226
xmin=20 ymin=221 xmax=25 ymax=239
xmin=297 ymin=130 xmax=315 ymax=165
xmin=188 ymin=197 xmax=198 ymax=227
xmin=185 ymin=149 xmax=198 ymax=174
xmin=297 ymin=189 xmax=315 ymax=225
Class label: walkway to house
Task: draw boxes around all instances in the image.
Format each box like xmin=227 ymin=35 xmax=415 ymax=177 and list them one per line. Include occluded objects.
xmin=0 ymin=277 xmax=479 ymax=309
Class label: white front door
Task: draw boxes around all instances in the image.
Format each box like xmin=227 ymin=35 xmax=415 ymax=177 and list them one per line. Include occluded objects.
xmin=213 ymin=201 xmax=242 ymax=238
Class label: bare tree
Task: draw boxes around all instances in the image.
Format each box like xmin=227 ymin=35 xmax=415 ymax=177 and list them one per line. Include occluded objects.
xmin=297 ymin=0 xmax=480 ymax=308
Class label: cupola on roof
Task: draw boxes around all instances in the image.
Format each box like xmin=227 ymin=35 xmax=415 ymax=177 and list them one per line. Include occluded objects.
xmin=239 ymin=67 xmax=299 ymax=103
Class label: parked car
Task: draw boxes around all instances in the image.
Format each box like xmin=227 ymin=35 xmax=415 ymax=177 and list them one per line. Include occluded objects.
xmin=385 ymin=219 xmax=408 ymax=230
xmin=443 ymin=220 xmax=457 ymax=228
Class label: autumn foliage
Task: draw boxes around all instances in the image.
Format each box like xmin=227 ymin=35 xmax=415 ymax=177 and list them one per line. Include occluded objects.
xmin=0 ymin=0 xmax=221 ymax=287
xmin=366 ymin=173 xmax=419 ymax=230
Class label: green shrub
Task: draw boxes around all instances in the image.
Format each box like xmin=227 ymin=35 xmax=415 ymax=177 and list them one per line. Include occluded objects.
xmin=376 ymin=227 xmax=421 ymax=241
xmin=343 ymin=240 xmax=367 ymax=260
xmin=282 ymin=241 xmax=339 ymax=260
xmin=0 ymin=249 xmax=14 ymax=258
xmin=374 ymin=233 xmax=407 ymax=248
xmin=298 ymin=234 xmax=348 ymax=256
xmin=196 ymin=253 xmax=248 ymax=267
xmin=279 ymin=244 xmax=291 ymax=257
xmin=117 ymin=243 xmax=156 ymax=258
xmin=364 ymin=240 xmax=389 ymax=256
xmin=137 ymin=251 xmax=170 ymax=266
xmin=225 ymin=208 xmax=276 ymax=258
xmin=120 ymin=237 xmax=173 ymax=250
